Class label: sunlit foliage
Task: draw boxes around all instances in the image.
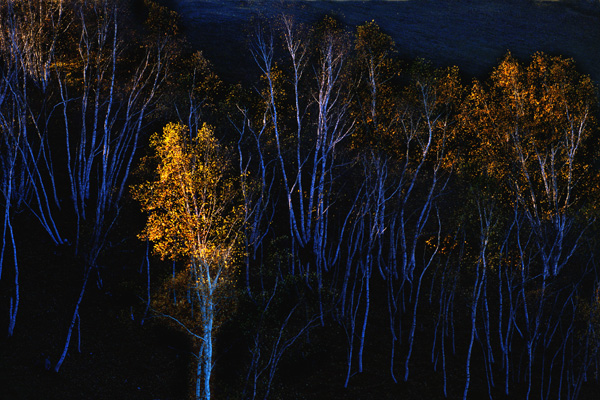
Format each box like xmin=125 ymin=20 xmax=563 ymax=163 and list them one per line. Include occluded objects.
xmin=133 ymin=122 xmax=241 ymax=400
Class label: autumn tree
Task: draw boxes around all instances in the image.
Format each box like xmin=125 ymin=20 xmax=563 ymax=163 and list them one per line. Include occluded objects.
xmin=133 ymin=122 xmax=241 ymax=400
xmin=453 ymin=52 xmax=599 ymax=399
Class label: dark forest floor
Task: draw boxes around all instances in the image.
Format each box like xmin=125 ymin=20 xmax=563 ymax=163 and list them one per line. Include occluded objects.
xmin=3 ymin=236 xmax=600 ymax=398
xmin=2 ymin=211 xmax=600 ymax=399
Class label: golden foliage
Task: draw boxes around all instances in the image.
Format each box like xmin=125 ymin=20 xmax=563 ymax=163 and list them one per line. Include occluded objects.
xmin=455 ymin=52 xmax=598 ymax=215
xmin=133 ymin=121 xmax=242 ymax=287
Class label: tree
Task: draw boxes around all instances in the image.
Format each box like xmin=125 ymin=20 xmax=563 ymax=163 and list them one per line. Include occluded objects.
xmin=53 ymin=0 xmax=167 ymax=372
xmin=251 ymin=15 xmax=354 ymax=284
xmin=454 ymin=52 xmax=599 ymax=399
xmin=0 ymin=0 xmax=67 ymax=336
xmin=0 ymin=66 xmax=24 ymax=337
xmin=133 ymin=122 xmax=241 ymax=400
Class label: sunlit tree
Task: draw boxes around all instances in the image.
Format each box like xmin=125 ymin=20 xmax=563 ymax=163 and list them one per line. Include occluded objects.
xmin=133 ymin=122 xmax=241 ymax=400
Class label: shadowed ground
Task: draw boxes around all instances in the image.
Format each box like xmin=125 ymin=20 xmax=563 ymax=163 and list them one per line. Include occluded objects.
xmin=166 ymin=0 xmax=600 ymax=83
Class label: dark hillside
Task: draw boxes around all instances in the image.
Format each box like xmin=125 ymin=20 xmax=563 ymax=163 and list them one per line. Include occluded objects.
xmin=165 ymin=0 xmax=600 ymax=83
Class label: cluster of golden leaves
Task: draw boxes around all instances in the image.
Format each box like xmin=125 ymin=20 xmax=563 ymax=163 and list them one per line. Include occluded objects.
xmin=455 ymin=52 xmax=598 ymax=218
xmin=132 ymin=121 xmax=244 ymax=334
xmin=133 ymin=122 xmax=242 ymax=278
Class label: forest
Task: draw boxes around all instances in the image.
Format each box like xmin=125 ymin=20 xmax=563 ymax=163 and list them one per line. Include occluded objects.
xmin=2 ymin=0 xmax=600 ymax=399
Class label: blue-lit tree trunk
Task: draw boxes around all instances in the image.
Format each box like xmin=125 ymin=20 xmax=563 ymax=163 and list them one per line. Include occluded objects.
xmin=54 ymin=0 xmax=166 ymax=372
xmin=252 ymin=18 xmax=352 ymax=318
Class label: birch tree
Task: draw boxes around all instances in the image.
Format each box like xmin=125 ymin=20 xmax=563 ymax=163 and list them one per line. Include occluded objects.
xmin=386 ymin=65 xmax=458 ymax=383
xmin=250 ymin=16 xmax=353 ymax=297
xmin=0 ymin=67 xmax=24 ymax=337
xmin=133 ymin=122 xmax=241 ymax=400
xmin=0 ymin=0 xmax=68 ymax=336
xmin=454 ymin=52 xmax=599 ymax=399
xmin=53 ymin=0 xmax=167 ymax=372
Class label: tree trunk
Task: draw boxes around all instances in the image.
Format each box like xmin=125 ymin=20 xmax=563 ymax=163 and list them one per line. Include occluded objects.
xmin=198 ymin=294 xmax=214 ymax=400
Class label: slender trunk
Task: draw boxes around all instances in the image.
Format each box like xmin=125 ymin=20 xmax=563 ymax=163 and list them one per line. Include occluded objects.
xmin=357 ymin=259 xmax=370 ymax=373
xmin=343 ymin=267 xmax=362 ymax=388
xmin=464 ymin=203 xmax=490 ymax=400
xmin=404 ymin=271 xmax=424 ymax=381
xmin=55 ymin=264 xmax=92 ymax=372
xmin=7 ymin=215 xmax=18 ymax=337
xmin=203 ymin=312 xmax=213 ymax=400
xmin=463 ymin=268 xmax=483 ymax=400
xmin=196 ymin=347 xmax=203 ymax=400
xmin=0 ymin=173 xmax=12 ymax=281
xmin=196 ymin=287 xmax=214 ymax=400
